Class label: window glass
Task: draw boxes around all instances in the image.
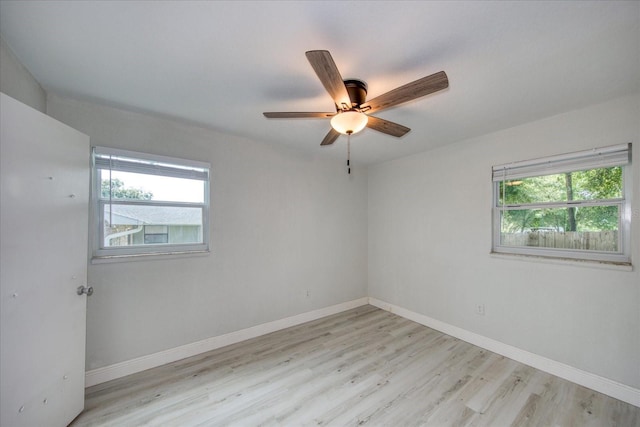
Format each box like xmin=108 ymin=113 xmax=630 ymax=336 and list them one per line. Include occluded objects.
xmin=498 ymin=167 xmax=622 ymax=205
xmin=100 ymin=170 xmax=205 ymax=203
xmin=500 ymin=206 xmax=620 ymax=252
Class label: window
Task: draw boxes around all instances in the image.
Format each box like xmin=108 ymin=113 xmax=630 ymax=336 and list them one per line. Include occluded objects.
xmin=92 ymin=147 xmax=210 ymax=259
xmin=144 ymin=225 xmax=169 ymax=244
xmin=492 ymin=143 xmax=631 ymax=264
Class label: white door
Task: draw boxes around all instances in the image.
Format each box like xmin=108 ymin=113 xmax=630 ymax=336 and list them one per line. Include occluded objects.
xmin=1 ymin=93 xmax=90 ymax=427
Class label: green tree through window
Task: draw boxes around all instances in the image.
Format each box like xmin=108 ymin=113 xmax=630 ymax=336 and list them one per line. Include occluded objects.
xmin=101 ymin=178 xmax=153 ymax=200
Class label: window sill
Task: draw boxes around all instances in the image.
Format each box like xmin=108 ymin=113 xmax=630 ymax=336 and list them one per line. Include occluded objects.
xmin=490 ymin=252 xmax=632 ymax=271
xmin=91 ymin=250 xmax=210 ymax=264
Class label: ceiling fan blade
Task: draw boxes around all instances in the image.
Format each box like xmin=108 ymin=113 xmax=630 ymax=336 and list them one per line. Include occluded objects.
xmin=263 ymin=112 xmax=335 ymax=118
xmin=361 ymin=71 xmax=448 ymax=114
xmin=366 ymin=115 xmax=411 ymax=137
xmin=320 ymin=128 xmax=341 ymax=146
xmin=305 ymin=50 xmax=351 ymax=110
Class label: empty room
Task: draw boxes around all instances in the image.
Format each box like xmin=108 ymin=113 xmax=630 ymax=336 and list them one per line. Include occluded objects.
xmin=1 ymin=1 xmax=639 ymax=426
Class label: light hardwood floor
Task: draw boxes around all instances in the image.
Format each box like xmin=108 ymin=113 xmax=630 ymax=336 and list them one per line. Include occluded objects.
xmin=71 ymin=305 xmax=639 ymax=426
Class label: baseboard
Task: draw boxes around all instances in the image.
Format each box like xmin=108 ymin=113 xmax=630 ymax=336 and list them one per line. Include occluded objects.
xmin=85 ymin=297 xmax=369 ymax=387
xmin=368 ymin=297 xmax=640 ymax=408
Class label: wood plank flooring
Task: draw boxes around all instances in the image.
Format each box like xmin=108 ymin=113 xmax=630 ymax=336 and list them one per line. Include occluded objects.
xmin=70 ymin=305 xmax=639 ymax=426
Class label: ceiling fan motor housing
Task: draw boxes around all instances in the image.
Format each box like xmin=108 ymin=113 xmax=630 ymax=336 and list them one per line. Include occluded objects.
xmin=344 ymin=79 xmax=367 ymax=108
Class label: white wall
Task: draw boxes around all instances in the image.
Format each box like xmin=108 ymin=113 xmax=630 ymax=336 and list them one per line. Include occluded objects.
xmin=47 ymin=95 xmax=368 ymax=370
xmin=0 ymin=36 xmax=46 ymax=113
xmin=368 ymin=94 xmax=640 ymax=389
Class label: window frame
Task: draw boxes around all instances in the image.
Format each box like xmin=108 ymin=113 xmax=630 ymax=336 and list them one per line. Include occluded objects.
xmin=91 ymin=146 xmax=210 ymax=260
xmin=491 ymin=143 xmax=632 ymax=265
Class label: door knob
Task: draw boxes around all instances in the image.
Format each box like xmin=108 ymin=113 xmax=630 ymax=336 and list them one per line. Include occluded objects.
xmin=77 ymin=285 xmax=93 ymax=296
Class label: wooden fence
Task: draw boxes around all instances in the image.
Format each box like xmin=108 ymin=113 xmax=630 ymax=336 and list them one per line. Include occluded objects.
xmin=501 ymin=230 xmax=618 ymax=251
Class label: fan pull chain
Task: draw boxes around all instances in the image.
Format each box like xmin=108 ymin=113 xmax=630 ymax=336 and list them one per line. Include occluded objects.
xmin=501 ymin=167 xmax=506 ymax=241
xmin=347 ymin=131 xmax=351 ymax=175
xmin=109 ymin=154 xmax=113 ymax=227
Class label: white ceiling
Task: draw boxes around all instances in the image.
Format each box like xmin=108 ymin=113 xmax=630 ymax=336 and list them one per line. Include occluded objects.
xmin=1 ymin=1 xmax=638 ymax=164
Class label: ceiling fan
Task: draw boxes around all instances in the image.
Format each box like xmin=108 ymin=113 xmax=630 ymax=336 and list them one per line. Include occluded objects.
xmin=263 ymin=50 xmax=449 ymax=147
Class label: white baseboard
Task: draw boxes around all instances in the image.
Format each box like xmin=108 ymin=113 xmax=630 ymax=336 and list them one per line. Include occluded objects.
xmin=368 ymin=297 xmax=640 ymax=408
xmin=85 ymin=297 xmax=369 ymax=387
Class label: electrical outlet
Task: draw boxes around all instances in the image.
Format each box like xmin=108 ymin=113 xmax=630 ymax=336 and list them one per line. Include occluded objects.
xmin=476 ymin=304 xmax=485 ymax=315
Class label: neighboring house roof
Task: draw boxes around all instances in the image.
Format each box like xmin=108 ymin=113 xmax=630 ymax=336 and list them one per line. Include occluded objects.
xmin=105 ymin=204 xmax=201 ymax=226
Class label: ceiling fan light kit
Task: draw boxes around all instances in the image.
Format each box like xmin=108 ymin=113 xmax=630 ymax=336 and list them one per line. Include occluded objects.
xmin=264 ymin=50 xmax=449 ymax=173
xmin=330 ymin=110 xmax=368 ymax=135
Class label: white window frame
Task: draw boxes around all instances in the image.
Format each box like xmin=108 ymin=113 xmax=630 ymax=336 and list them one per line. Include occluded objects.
xmin=91 ymin=146 xmax=210 ymax=260
xmin=491 ymin=143 xmax=632 ymax=264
